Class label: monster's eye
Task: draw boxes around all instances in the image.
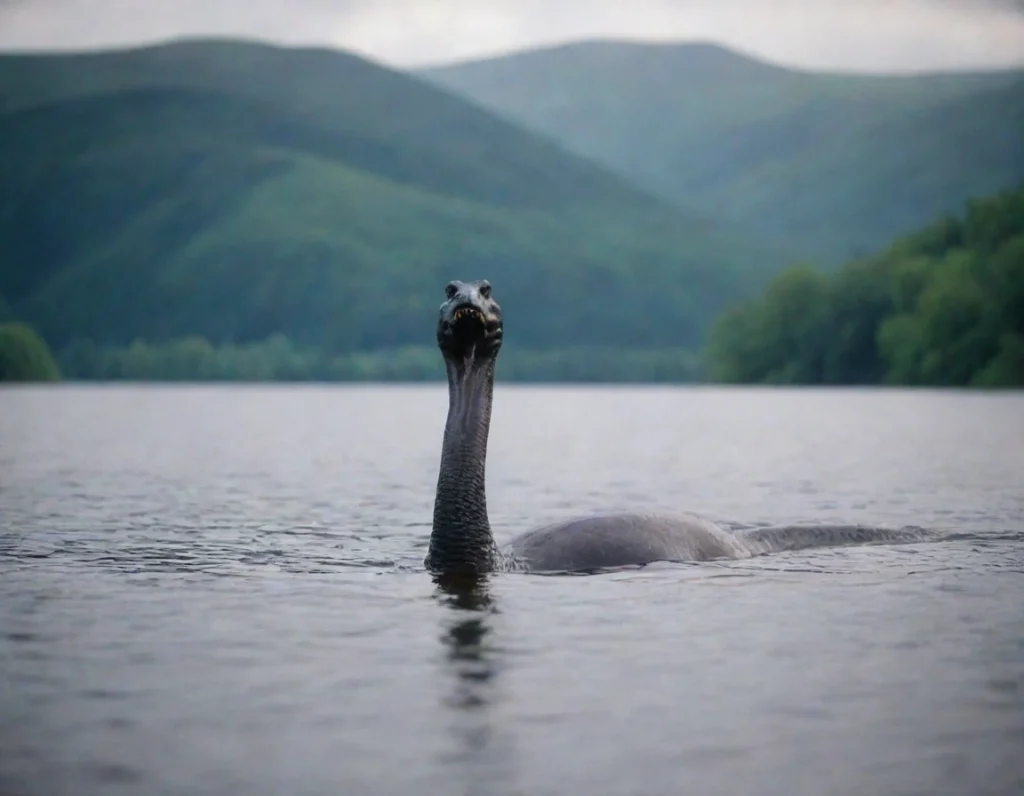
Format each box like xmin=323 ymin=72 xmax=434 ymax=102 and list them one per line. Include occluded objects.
xmin=445 ymin=282 xmax=458 ymax=300
xmin=478 ymin=280 xmax=492 ymax=299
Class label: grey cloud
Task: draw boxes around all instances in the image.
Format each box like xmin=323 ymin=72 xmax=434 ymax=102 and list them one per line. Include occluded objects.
xmin=0 ymin=0 xmax=1022 ymax=72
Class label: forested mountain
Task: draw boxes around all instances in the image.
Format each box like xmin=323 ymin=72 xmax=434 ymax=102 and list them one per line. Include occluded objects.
xmin=0 ymin=38 xmax=778 ymax=359
xmin=420 ymin=40 xmax=1024 ymax=262
xmin=706 ymin=183 xmax=1024 ymax=387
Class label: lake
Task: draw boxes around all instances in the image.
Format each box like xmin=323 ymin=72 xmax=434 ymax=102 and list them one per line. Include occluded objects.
xmin=1 ymin=384 xmax=1022 ymax=796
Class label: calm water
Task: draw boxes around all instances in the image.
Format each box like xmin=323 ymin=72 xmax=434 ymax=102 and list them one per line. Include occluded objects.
xmin=1 ymin=384 xmax=1023 ymax=796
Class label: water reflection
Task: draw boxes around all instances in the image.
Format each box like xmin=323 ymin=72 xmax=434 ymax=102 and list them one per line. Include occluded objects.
xmin=432 ymin=573 xmax=516 ymax=794
xmin=433 ymin=573 xmax=498 ymax=711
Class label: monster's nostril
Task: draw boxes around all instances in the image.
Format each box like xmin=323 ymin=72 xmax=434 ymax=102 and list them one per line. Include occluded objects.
xmin=478 ymin=280 xmax=491 ymax=299
xmin=445 ymin=282 xmax=458 ymax=300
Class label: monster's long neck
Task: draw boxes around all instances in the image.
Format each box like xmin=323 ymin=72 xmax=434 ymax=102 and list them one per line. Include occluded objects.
xmin=427 ymin=354 xmax=499 ymax=573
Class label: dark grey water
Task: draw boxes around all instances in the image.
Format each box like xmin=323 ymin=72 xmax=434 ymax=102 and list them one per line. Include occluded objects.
xmin=1 ymin=385 xmax=1023 ymax=796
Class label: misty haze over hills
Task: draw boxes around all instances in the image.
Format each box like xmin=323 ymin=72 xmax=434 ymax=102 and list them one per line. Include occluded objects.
xmin=420 ymin=39 xmax=1024 ymax=261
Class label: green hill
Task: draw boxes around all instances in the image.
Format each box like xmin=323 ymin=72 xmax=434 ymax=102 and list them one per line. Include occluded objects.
xmin=705 ymin=183 xmax=1024 ymax=387
xmin=419 ymin=40 xmax=1024 ymax=262
xmin=0 ymin=38 xmax=781 ymax=363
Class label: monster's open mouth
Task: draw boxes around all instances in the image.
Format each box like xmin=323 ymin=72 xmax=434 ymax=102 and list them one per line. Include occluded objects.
xmin=442 ymin=303 xmax=501 ymax=350
xmin=452 ymin=305 xmax=485 ymax=326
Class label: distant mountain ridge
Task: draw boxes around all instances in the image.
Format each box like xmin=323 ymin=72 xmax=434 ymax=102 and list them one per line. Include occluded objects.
xmin=419 ymin=39 xmax=1024 ymax=262
xmin=0 ymin=38 xmax=782 ymax=355
xmin=0 ymin=38 xmax=662 ymax=210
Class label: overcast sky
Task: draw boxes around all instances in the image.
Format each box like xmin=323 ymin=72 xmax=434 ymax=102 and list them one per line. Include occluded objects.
xmin=0 ymin=0 xmax=1023 ymax=73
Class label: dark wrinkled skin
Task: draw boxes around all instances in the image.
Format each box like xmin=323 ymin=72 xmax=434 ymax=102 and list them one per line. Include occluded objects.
xmin=425 ymin=280 xmax=942 ymax=575
xmin=426 ymin=279 xmax=503 ymax=574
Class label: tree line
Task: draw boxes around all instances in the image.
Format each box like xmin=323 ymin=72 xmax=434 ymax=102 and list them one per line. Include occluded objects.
xmin=4 ymin=183 xmax=1021 ymax=387
xmin=52 ymin=336 xmax=700 ymax=384
xmin=705 ymin=183 xmax=1024 ymax=387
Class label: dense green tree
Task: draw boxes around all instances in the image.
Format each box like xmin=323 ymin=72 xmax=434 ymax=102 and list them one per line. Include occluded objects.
xmin=0 ymin=322 xmax=61 ymax=382
xmin=706 ymin=184 xmax=1024 ymax=387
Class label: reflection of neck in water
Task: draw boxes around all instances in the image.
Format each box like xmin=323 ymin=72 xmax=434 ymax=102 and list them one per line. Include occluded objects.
xmin=434 ymin=573 xmax=497 ymax=711
xmin=432 ymin=573 xmax=514 ymax=785
xmin=434 ymin=573 xmax=494 ymax=613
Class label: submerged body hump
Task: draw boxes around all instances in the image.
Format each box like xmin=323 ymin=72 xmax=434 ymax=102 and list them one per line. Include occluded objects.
xmin=503 ymin=512 xmax=750 ymax=572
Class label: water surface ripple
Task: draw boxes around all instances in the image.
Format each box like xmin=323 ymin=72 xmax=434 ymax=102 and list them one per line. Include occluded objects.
xmin=1 ymin=385 xmax=1023 ymax=796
